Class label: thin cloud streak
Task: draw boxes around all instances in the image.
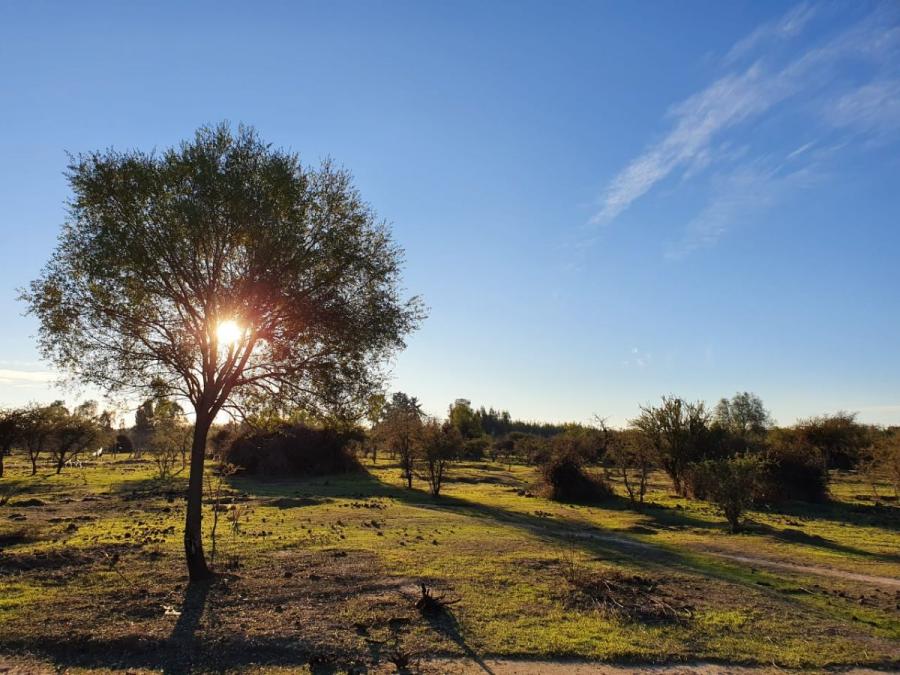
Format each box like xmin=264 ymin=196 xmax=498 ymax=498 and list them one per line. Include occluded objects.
xmin=590 ymin=5 xmax=900 ymax=230
xmin=724 ymin=3 xmax=817 ymax=65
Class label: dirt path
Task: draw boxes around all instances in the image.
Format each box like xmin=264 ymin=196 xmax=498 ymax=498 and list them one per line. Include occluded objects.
xmin=700 ymin=551 xmax=900 ymax=588
xmin=416 ymin=502 xmax=899 ymax=589
xmin=568 ymin=530 xmax=900 ymax=588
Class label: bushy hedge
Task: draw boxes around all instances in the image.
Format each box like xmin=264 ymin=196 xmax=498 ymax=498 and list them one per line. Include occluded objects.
xmin=225 ymin=424 xmax=363 ymax=476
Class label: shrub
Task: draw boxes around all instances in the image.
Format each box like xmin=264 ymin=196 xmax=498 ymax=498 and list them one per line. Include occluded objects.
xmin=225 ymin=424 xmax=363 ymax=476
xmin=540 ymin=451 xmax=612 ymax=503
xmin=758 ymin=430 xmax=829 ymax=503
xmin=693 ymin=457 xmax=761 ymax=532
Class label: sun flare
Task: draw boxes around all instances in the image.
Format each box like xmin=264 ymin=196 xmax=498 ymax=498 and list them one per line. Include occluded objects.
xmin=216 ymin=319 xmax=244 ymax=346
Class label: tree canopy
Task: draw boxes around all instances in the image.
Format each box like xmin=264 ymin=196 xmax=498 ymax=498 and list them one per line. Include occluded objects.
xmin=23 ymin=124 xmax=423 ymax=579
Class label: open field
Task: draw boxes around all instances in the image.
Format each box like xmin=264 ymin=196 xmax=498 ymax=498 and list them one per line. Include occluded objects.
xmin=1 ymin=456 xmax=898 ymax=674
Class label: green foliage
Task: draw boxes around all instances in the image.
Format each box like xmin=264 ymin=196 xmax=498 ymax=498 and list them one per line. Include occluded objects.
xmin=760 ymin=428 xmax=830 ymax=503
xmin=418 ymin=419 xmax=462 ymax=496
xmin=860 ymin=429 xmax=900 ymax=498
xmin=22 ymin=123 xmax=423 ymax=579
xmin=631 ymin=396 xmax=711 ymax=496
xmin=713 ymin=392 xmax=773 ymax=445
xmin=693 ymin=456 xmax=763 ymax=532
xmin=447 ymin=399 xmax=481 ymax=439
xmin=225 ymin=423 xmax=363 ymax=476
xmin=373 ymin=392 xmax=423 ymax=488
xmin=795 ymin=411 xmax=872 ymax=470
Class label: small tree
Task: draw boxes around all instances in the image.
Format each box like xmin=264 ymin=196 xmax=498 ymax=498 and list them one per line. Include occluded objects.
xmin=694 ymin=456 xmax=761 ymax=533
xmin=374 ymin=392 xmax=423 ymax=488
xmin=19 ymin=403 xmax=66 ymax=475
xmin=609 ymin=428 xmax=655 ymax=507
xmin=419 ymin=419 xmax=461 ymax=497
xmin=49 ymin=401 xmax=108 ymax=474
xmin=631 ymin=396 xmax=710 ymax=496
xmin=147 ymin=414 xmax=191 ymax=480
xmin=860 ymin=430 xmax=900 ymax=499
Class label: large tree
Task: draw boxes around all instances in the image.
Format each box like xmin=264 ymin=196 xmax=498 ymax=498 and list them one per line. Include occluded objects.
xmin=23 ymin=124 xmax=423 ymax=581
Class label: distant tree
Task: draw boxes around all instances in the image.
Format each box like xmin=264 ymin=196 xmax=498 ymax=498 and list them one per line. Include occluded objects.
xmin=491 ymin=436 xmax=516 ymax=469
xmin=0 ymin=408 xmax=27 ymax=478
xmin=608 ymin=428 xmax=655 ymax=507
xmin=19 ymin=402 xmax=68 ymax=475
xmin=208 ymin=422 xmax=240 ymax=461
xmin=795 ymin=412 xmax=870 ymax=470
xmin=753 ymin=427 xmax=833 ymax=503
xmin=112 ymin=433 xmax=134 ymax=456
xmin=476 ymin=406 xmax=513 ymax=437
xmin=49 ymin=401 xmax=108 ymax=474
xmin=144 ymin=400 xmax=191 ymax=479
xmin=448 ymin=399 xmax=482 ymax=439
xmin=860 ymin=429 xmax=900 ymax=499
xmin=374 ymin=392 xmax=424 ymax=488
xmin=363 ymin=393 xmax=387 ymax=463
xmin=631 ymin=396 xmax=710 ymax=496
xmin=22 ymin=124 xmax=423 ymax=580
xmin=419 ymin=418 xmax=461 ymax=497
xmin=713 ymin=392 xmax=772 ymax=448
xmin=693 ymin=456 xmax=762 ymax=533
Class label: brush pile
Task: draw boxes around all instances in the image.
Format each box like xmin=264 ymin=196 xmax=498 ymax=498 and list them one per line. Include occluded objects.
xmin=567 ymin=571 xmax=693 ymax=624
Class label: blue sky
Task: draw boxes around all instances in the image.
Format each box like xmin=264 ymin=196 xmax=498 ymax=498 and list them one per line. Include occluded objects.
xmin=1 ymin=1 xmax=898 ymax=427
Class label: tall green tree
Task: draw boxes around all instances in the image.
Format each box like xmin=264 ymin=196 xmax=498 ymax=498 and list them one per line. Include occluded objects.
xmin=23 ymin=124 xmax=423 ymax=580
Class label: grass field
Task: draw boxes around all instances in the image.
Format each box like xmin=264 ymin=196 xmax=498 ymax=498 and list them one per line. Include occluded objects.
xmin=1 ymin=456 xmax=898 ymax=673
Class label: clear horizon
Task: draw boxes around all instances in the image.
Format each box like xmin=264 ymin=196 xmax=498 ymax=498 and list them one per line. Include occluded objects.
xmin=1 ymin=1 xmax=899 ymax=427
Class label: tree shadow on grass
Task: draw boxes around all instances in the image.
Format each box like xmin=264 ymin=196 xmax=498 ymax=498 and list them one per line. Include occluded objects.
xmin=164 ymin=579 xmax=212 ymax=675
xmin=748 ymin=522 xmax=900 ymax=563
xmin=771 ymin=498 xmax=900 ymax=532
xmin=424 ymin=607 xmax=495 ymax=675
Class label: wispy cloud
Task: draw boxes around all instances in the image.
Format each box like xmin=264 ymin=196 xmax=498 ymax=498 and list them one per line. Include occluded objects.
xmin=0 ymin=368 xmax=59 ymax=386
xmin=589 ymin=3 xmax=900 ymax=255
xmin=724 ymin=3 xmax=817 ymax=65
xmin=664 ymin=160 xmax=816 ymax=260
xmin=827 ymin=78 xmax=900 ymax=137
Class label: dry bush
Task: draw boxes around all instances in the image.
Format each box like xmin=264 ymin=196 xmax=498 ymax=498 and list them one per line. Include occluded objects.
xmin=540 ymin=450 xmax=612 ymax=503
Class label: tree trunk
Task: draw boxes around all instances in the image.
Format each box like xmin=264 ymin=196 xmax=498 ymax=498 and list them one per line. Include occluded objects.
xmin=184 ymin=413 xmax=213 ymax=582
xmin=0 ymin=445 xmax=5 ymax=478
xmin=30 ymin=453 xmax=37 ymax=475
